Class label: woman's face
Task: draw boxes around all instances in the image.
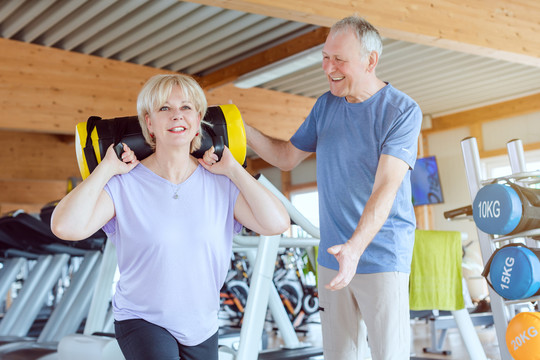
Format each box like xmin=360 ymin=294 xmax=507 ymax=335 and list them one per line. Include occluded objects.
xmin=145 ymin=85 xmax=201 ymax=150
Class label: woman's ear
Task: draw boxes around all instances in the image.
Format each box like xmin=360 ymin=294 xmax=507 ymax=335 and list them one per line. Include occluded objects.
xmin=196 ymin=112 xmax=202 ymax=130
xmin=145 ymin=113 xmax=152 ymax=133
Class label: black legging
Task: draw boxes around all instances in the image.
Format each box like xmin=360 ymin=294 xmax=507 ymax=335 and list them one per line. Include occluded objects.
xmin=115 ymin=319 xmax=218 ymax=360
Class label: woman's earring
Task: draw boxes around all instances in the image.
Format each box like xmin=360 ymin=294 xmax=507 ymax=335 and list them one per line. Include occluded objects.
xmin=150 ymin=133 xmax=155 ymax=138
xmin=196 ymin=132 xmax=200 ymax=136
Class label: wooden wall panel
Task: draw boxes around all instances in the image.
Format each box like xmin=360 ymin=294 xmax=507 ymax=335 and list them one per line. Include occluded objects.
xmin=0 ymin=38 xmax=314 ymax=142
xmin=0 ymin=179 xmax=66 ymax=204
xmin=0 ymin=38 xmax=173 ymax=134
xmin=0 ymin=130 xmax=78 ymax=214
xmin=0 ymin=203 xmax=44 ymax=216
xmin=0 ymin=131 xmax=79 ymax=180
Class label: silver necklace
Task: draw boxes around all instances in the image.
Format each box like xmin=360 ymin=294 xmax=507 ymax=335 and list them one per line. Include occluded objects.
xmin=151 ymin=156 xmax=194 ymax=200
xmin=172 ymin=185 xmax=181 ymax=199
xmin=168 ymin=163 xmax=196 ymax=200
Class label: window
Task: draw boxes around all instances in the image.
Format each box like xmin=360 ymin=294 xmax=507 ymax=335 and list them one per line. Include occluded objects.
xmin=481 ymin=149 xmax=540 ymax=189
xmin=290 ymin=189 xmax=319 ymax=237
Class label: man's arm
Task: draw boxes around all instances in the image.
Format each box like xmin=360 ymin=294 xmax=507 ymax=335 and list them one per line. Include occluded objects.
xmin=326 ymin=154 xmax=411 ymax=290
xmin=245 ymin=123 xmax=311 ymax=171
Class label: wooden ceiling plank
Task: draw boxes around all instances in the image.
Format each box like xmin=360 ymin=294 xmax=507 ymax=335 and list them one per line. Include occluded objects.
xmin=40 ymin=0 xmax=117 ymax=47
xmin=21 ymin=0 xmax=88 ymax=43
xmin=188 ymin=0 xmax=540 ymax=67
xmin=1 ymin=0 xmax=56 ymax=38
xmin=199 ymin=26 xmax=328 ymax=89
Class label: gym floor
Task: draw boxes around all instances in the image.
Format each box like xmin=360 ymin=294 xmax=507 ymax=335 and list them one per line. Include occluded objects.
xmin=410 ymin=319 xmax=500 ymax=360
xmin=266 ymin=314 xmax=502 ymax=360
xmin=0 ymin=316 xmax=500 ymax=359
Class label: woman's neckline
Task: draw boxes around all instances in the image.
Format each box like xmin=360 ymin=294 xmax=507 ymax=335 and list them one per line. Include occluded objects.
xmin=138 ymin=157 xmax=200 ymax=186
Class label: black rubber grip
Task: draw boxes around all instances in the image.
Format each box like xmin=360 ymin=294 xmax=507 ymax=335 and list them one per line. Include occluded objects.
xmin=113 ymin=143 xmax=124 ymax=160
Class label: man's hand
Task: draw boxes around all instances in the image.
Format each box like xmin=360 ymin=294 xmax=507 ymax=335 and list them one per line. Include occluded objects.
xmin=325 ymin=241 xmax=362 ymax=291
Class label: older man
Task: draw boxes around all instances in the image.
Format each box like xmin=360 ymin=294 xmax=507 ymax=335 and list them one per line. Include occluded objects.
xmin=245 ymin=16 xmax=422 ymax=360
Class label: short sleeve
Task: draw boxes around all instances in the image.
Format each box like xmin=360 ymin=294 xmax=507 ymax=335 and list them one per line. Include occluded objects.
xmin=102 ymin=182 xmax=117 ymax=235
xmin=381 ymin=103 xmax=422 ymax=169
xmin=290 ymin=95 xmax=326 ymax=152
xmin=230 ymin=184 xmax=242 ymax=234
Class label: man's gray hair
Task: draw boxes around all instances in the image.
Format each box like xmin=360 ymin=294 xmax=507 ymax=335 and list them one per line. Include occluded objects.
xmin=331 ymin=15 xmax=383 ymax=58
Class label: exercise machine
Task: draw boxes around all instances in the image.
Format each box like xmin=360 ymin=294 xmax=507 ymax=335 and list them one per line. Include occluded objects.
xmin=39 ymin=238 xmax=121 ymax=360
xmin=220 ymin=175 xmax=323 ymax=360
xmin=0 ymin=209 xmax=106 ymax=357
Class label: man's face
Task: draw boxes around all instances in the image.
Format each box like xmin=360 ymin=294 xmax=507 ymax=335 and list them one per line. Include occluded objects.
xmin=322 ymin=29 xmax=369 ymax=103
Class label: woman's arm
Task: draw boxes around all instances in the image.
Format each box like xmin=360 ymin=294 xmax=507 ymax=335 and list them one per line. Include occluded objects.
xmin=51 ymin=144 xmax=139 ymax=240
xmin=199 ymin=147 xmax=289 ymax=235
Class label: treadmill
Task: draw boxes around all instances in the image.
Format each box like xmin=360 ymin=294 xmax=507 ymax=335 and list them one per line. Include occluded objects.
xmin=0 ymin=208 xmax=106 ymax=358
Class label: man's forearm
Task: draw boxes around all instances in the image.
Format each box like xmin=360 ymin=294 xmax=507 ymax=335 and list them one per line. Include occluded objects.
xmin=245 ymin=124 xmax=300 ymax=171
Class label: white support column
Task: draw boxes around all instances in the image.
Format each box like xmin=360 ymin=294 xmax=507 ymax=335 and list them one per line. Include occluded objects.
xmin=451 ymin=309 xmax=487 ymax=360
xmin=461 ymin=137 xmax=512 ymax=360
xmin=236 ymin=236 xmax=280 ymax=360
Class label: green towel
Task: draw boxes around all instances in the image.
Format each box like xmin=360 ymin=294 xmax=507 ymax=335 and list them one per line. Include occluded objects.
xmin=409 ymin=230 xmax=465 ymax=311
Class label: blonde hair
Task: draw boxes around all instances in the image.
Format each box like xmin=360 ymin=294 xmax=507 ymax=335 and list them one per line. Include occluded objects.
xmin=331 ymin=15 xmax=383 ymax=59
xmin=137 ymin=74 xmax=208 ymax=152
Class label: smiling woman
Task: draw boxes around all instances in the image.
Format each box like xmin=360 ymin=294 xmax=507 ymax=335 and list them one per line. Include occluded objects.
xmin=50 ymin=74 xmax=289 ymax=360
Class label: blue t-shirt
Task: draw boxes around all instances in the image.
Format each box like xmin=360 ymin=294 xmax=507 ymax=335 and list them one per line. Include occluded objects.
xmin=291 ymin=84 xmax=422 ymax=274
xmin=103 ymin=163 xmax=241 ymax=346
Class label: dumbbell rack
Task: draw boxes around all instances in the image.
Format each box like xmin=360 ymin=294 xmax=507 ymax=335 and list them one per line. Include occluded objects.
xmin=461 ymin=137 xmax=540 ymax=360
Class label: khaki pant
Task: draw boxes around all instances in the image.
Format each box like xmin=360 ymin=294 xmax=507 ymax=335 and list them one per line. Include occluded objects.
xmin=318 ymin=266 xmax=410 ymax=360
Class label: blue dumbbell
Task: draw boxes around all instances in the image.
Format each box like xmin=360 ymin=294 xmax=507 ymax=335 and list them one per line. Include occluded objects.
xmin=473 ymin=183 xmax=540 ymax=236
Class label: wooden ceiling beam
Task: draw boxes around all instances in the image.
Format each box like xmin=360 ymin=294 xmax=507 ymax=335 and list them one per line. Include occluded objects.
xmin=199 ymin=26 xmax=329 ymax=90
xmin=189 ymin=0 xmax=540 ymax=67
xmin=206 ymin=83 xmax=314 ymax=141
xmin=428 ymin=92 xmax=540 ymax=132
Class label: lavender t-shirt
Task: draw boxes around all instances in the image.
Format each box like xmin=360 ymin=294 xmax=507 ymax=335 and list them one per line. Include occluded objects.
xmin=103 ymin=163 xmax=241 ymax=346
